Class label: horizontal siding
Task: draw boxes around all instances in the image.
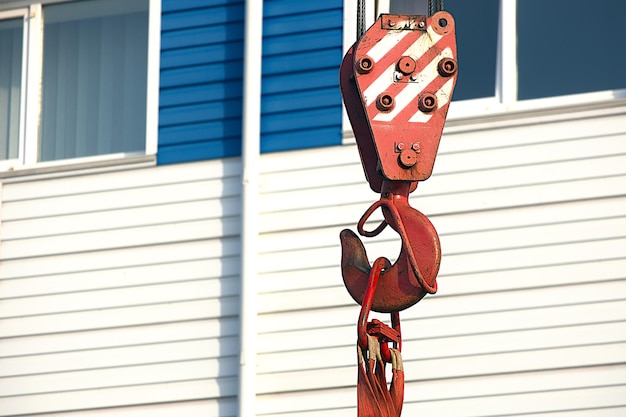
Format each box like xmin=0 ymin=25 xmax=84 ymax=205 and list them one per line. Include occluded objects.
xmin=157 ymin=0 xmax=344 ymax=165
xmin=260 ymin=0 xmax=343 ymax=153
xmin=254 ymin=105 xmax=626 ymax=415
xmin=0 ymin=159 xmax=241 ymax=416
xmin=158 ymin=1 xmax=244 ymax=163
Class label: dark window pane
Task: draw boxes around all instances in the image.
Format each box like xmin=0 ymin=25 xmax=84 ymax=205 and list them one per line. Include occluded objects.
xmin=389 ymin=0 xmax=428 ymax=15
xmin=445 ymin=0 xmax=499 ymax=100
xmin=40 ymin=0 xmax=149 ymax=161
xmin=518 ymin=0 xmax=626 ymax=100
xmin=0 ymin=18 xmax=23 ymax=160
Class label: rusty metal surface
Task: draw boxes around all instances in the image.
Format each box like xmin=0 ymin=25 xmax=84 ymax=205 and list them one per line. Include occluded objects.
xmin=341 ymin=9 xmax=457 ymax=416
xmin=340 ymin=12 xmax=458 ymax=191
xmin=340 ymin=181 xmax=440 ymax=313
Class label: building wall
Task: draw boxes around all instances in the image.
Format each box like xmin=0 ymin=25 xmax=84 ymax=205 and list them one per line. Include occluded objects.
xmin=158 ymin=0 xmax=343 ymax=164
xmin=253 ymin=104 xmax=626 ymax=415
xmin=1 ymin=102 xmax=624 ymax=416
xmin=1 ymin=0 xmax=626 ymax=416
xmin=158 ymin=0 xmax=245 ymax=163
xmin=0 ymin=160 xmax=242 ymax=415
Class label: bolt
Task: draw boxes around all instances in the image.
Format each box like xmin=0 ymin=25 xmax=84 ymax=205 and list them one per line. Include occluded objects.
xmin=396 ymin=142 xmax=406 ymax=151
xmin=399 ymin=150 xmax=418 ymax=168
xmin=418 ymin=20 xmax=425 ymax=29
xmin=418 ymin=93 xmax=438 ymax=112
xmin=394 ymin=71 xmax=403 ymax=82
xmin=397 ymin=56 xmax=416 ymax=76
xmin=376 ymin=93 xmax=395 ymax=112
xmin=388 ymin=19 xmax=396 ymax=27
xmin=438 ymin=18 xmax=448 ymax=28
xmin=411 ymin=142 xmax=421 ymax=152
xmin=437 ymin=58 xmax=457 ymax=77
xmin=356 ymin=56 xmax=374 ymax=74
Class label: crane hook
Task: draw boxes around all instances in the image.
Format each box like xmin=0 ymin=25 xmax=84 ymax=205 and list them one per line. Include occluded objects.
xmin=340 ymin=180 xmax=440 ymax=313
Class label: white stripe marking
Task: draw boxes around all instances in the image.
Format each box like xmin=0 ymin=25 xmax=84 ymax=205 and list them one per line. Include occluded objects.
xmin=363 ymin=34 xmax=437 ymax=107
xmin=363 ymin=64 xmax=396 ymax=106
xmin=365 ymin=30 xmax=411 ymax=62
xmin=373 ymin=47 xmax=453 ymax=122
xmin=408 ymin=77 xmax=455 ymax=123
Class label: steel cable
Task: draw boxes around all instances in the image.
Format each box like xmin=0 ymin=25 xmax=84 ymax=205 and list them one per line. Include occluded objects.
xmin=357 ymin=0 xmax=366 ymax=40
xmin=429 ymin=0 xmax=444 ymax=16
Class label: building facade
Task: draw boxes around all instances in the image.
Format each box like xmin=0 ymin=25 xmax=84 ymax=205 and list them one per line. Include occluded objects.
xmin=0 ymin=0 xmax=625 ymax=416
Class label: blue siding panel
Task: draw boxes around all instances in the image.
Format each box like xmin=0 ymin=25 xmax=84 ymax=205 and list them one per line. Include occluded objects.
xmin=157 ymin=0 xmax=343 ymax=165
xmin=260 ymin=0 xmax=343 ymax=153
xmin=160 ymin=25 xmax=244 ymax=51
xmin=261 ymin=127 xmax=341 ymax=153
xmin=157 ymin=137 xmax=242 ymax=164
xmin=162 ymin=0 xmax=234 ymax=13
xmin=160 ymin=3 xmax=244 ymax=32
xmin=160 ymin=41 xmax=244 ymax=70
xmin=262 ymin=67 xmax=341 ymax=95
xmin=159 ymin=119 xmax=241 ymax=146
xmin=160 ymin=80 xmax=243 ymax=108
xmin=262 ymin=48 xmax=342 ymax=77
xmin=158 ymin=0 xmax=245 ymax=164
xmin=160 ymin=60 xmax=243 ymax=89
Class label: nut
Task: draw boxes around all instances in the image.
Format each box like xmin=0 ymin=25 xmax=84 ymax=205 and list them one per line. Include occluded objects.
xmin=399 ymin=150 xmax=418 ymax=168
xmin=397 ymin=56 xmax=416 ymax=76
xmin=376 ymin=93 xmax=395 ymax=112
xmin=356 ymin=56 xmax=374 ymax=74
xmin=437 ymin=58 xmax=457 ymax=77
xmin=418 ymin=93 xmax=438 ymax=112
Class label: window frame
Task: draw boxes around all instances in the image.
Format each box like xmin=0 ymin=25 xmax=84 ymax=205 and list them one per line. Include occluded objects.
xmin=0 ymin=0 xmax=160 ymax=173
xmin=341 ymin=0 xmax=626 ymax=132
xmin=0 ymin=7 xmax=30 ymax=166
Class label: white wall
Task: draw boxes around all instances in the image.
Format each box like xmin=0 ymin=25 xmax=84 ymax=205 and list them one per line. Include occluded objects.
xmin=0 ymin=160 xmax=242 ymax=416
xmin=254 ymin=103 xmax=626 ymax=416
xmin=1 ymin=103 xmax=625 ymax=416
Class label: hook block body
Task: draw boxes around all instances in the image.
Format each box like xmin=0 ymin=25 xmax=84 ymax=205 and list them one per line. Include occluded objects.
xmin=340 ymin=12 xmax=458 ymax=193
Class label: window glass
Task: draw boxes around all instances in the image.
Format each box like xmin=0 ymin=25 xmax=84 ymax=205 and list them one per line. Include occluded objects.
xmin=517 ymin=0 xmax=626 ymax=100
xmin=389 ymin=0 xmax=427 ymax=15
xmin=445 ymin=0 xmax=499 ymax=101
xmin=40 ymin=0 xmax=149 ymax=162
xmin=388 ymin=0 xmax=499 ymax=101
xmin=0 ymin=17 xmax=23 ymax=160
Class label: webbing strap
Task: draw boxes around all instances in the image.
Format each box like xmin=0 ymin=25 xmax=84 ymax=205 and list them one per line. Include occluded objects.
xmin=357 ymin=335 xmax=404 ymax=417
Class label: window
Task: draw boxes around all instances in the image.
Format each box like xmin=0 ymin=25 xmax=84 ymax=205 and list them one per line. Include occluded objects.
xmin=0 ymin=0 xmax=159 ymax=172
xmin=517 ymin=0 xmax=626 ymax=100
xmin=0 ymin=13 xmax=24 ymax=161
xmin=342 ymin=0 xmax=626 ymax=124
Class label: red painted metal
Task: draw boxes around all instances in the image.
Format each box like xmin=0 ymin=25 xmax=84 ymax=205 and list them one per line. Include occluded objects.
xmin=339 ymin=11 xmax=456 ymax=311
xmin=341 ymin=180 xmax=440 ymax=313
xmin=340 ymin=10 xmax=457 ymax=416
xmin=340 ymin=11 xmax=458 ymax=192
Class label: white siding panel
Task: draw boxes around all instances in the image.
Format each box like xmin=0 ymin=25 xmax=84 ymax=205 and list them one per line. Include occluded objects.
xmin=255 ymin=105 xmax=626 ymax=416
xmin=2 ymin=157 xmax=240 ymax=201
xmin=0 ymin=257 xmax=238 ymax=299
xmin=0 ymin=239 xmax=240 ymax=279
xmin=1 ymin=196 xmax=240 ymax=240
xmin=18 ymin=399 xmax=238 ymax=417
xmin=0 ymin=159 xmax=240 ymax=415
xmin=1 ymin=102 xmax=625 ymax=417
xmin=2 ymin=379 xmax=238 ymax=417
xmin=0 ymin=316 xmax=239 ymax=358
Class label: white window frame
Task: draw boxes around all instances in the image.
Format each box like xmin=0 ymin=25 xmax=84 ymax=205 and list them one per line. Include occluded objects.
xmin=342 ymin=0 xmax=626 ymax=134
xmin=0 ymin=7 xmax=30 ymax=168
xmin=0 ymin=0 xmax=160 ymax=174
